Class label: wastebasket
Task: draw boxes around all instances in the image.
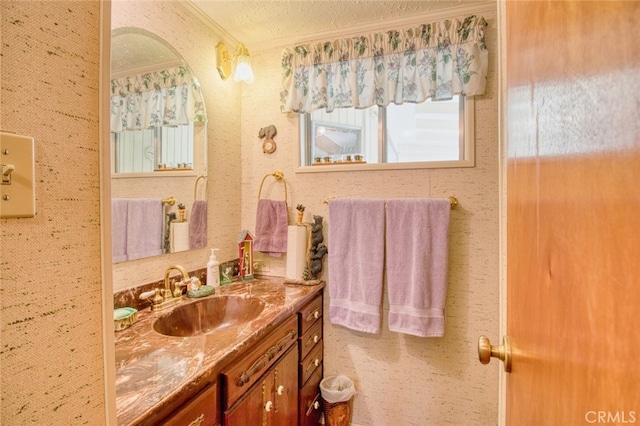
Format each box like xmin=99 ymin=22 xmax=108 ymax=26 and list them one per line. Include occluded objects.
xmin=320 ymin=375 xmax=356 ymax=426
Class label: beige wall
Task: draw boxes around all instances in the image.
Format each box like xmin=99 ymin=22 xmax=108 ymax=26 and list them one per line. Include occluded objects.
xmin=0 ymin=1 xmax=105 ymax=424
xmin=240 ymin=10 xmax=500 ymax=425
xmin=110 ymin=1 xmax=243 ymax=291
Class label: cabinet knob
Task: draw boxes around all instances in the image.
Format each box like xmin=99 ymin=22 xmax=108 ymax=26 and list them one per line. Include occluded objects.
xmin=314 ymin=310 xmax=320 ymax=320
xmin=277 ymin=385 xmax=285 ymax=396
xmin=313 ymin=335 xmax=319 ymax=343
xmin=313 ymin=401 xmax=320 ymax=409
xmin=265 ymin=400 xmax=273 ymax=412
xmin=314 ymin=358 xmax=320 ymax=367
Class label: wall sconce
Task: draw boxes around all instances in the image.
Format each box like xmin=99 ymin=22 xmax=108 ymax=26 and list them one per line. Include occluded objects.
xmin=216 ymin=42 xmax=255 ymax=84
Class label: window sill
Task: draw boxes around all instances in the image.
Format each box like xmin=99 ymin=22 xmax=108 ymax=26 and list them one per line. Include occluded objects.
xmin=295 ymin=159 xmax=474 ymax=173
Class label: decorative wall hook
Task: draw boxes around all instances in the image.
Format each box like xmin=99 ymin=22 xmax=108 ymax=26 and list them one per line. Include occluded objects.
xmin=258 ymin=125 xmax=277 ymax=154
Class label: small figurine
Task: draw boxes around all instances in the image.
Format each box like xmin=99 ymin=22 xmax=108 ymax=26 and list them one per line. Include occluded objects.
xmin=296 ymin=204 xmax=305 ymax=224
xmin=237 ymin=230 xmax=254 ymax=280
xmin=303 ymin=215 xmax=328 ymax=280
xmin=311 ymin=215 xmax=324 ymax=247
xmin=309 ymin=244 xmax=328 ymax=280
xmin=258 ymin=125 xmax=278 ymax=154
xmin=221 ymin=265 xmax=234 ymax=284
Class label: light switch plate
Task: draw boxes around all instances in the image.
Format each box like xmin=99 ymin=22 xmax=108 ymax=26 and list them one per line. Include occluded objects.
xmin=1 ymin=131 xmax=36 ymax=218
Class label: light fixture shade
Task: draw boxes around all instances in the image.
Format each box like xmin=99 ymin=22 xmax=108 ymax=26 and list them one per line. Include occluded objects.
xmin=233 ymin=44 xmax=255 ymax=84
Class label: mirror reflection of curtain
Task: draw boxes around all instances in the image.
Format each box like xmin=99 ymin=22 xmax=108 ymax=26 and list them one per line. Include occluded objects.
xmin=110 ymin=65 xmax=205 ymax=132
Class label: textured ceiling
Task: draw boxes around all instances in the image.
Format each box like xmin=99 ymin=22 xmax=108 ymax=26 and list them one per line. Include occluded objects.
xmin=188 ymin=0 xmax=488 ymax=49
xmin=111 ymin=1 xmax=491 ymax=76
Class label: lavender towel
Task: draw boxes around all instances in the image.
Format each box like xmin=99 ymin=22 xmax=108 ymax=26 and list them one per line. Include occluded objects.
xmin=385 ymin=198 xmax=451 ymax=337
xmin=253 ymin=199 xmax=288 ymax=256
xmin=328 ymin=199 xmax=386 ymax=334
xmin=111 ymin=199 xmax=129 ymax=263
xmin=189 ymin=200 xmax=207 ymax=249
xmin=126 ymin=199 xmax=164 ymax=261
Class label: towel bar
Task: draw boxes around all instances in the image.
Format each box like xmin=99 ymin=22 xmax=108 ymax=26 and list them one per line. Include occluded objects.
xmin=258 ymin=170 xmax=288 ymax=204
xmin=162 ymin=196 xmax=176 ymax=206
xmin=323 ymin=196 xmax=459 ymax=208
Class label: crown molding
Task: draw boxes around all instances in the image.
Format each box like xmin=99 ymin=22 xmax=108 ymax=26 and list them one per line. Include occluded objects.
xmin=182 ymin=0 xmax=496 ymax=53
xmin=251 ymin=1 xmax=496 ymax=52
xmin=180 ymin=0 xmax=239 ymax=46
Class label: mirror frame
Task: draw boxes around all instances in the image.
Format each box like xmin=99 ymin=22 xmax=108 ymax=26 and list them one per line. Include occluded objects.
xmin=100 ymin=2 xmax=116 ymax=424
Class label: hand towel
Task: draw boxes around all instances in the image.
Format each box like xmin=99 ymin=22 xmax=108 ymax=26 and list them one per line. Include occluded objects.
xmin=385 ymin=198 xmax=451 ymax=337
xmin=189 ymin=200 xmax=207 ymax=249
xmin=253 ymin=199 xmax=288 ymax=256
xmin=328 ymin=198 xmax=385 ymax=334
xmin=126 ymin=199 xmax=164 ymax=261
xmin=111 ymin=198 xmax=129 ymax=263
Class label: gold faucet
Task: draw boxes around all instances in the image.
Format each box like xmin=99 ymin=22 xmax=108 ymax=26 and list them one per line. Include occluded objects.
xmin=151 ymin=264 xmax=190 ymax=311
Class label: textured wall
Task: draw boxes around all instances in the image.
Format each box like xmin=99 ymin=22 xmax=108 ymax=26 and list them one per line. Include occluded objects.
xmin=110 ymin=1 xmax=242 ymax=291
xmin=0 ymin=1 xmax=105 ymax=424
xmin=240 ymin=10 xmax=500 ymax=425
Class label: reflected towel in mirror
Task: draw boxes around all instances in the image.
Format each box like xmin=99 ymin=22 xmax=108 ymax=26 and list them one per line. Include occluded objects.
xmin=189 ymin=200 xmax=207 ymax=249
xmin=126 ymin=199 xmax=164 ymax=261
xmin=112 ymin=199 xmax=129 ymax=262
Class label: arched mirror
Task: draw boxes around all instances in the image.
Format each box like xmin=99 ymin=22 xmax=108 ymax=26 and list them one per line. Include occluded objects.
xmin=110 ymin=28 xmax=208 ymax=262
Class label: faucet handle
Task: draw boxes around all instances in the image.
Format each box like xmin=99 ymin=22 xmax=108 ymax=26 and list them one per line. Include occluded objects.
xmin=173 ymin=280 xmax=187 ymax=298
xmin=153 ymin=288 xmax=164 ymax=305
xmin=139 ymin=290 xmax=155 ymax=301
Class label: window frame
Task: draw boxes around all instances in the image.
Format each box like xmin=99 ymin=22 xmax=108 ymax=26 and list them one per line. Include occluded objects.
xmin=297 ymin=97 xmax=475 ymax=173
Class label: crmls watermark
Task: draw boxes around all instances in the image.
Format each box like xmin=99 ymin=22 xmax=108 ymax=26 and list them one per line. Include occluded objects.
xmin=585 ymin=411 xmax=637 ymax=424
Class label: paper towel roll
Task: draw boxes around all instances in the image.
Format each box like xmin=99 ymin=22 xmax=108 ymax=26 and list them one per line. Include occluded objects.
xmin=171 ymin=221 xmax=190 ymax=253
xmin=286 ymin=225 xmax=308 ymax=280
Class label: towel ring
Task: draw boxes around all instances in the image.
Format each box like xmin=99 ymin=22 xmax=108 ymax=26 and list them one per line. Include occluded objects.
xmin=258 ymin=170 xmax=288 ymax=204
xmin=194 ymin=175 xmax=207 ymax=200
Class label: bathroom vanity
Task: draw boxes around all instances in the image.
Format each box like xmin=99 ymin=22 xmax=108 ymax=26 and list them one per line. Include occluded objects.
xmin=114 ymin=278 xmax=324 ymax=426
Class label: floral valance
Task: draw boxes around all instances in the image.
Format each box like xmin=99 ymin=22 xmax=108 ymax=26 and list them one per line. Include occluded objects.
xmin=280 ymin=15 xmax=488 ymax=114
xmin=110 ymin=66 xmax=206 ymax=132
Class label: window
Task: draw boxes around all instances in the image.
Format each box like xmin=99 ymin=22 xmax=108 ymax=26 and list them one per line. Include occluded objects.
xmin=299 ymin=96 xmax=474 ymax=171
xmin=111 ymin=123 xmax=194 ymax=174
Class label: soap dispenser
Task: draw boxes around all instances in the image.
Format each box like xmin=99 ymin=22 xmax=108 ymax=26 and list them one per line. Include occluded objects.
xmin=206 ymin=248 xmax=221 ymax=288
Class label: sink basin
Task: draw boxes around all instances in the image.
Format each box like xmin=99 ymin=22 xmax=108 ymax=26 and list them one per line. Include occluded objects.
xmin=153 ymin=296 xmax=266 ymax=337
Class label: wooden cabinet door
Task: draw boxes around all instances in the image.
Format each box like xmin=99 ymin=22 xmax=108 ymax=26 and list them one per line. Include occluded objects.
xmin=162 ymin=383 xmax=218 ymax=426
xmin=225 ymin=345 xmax=299 ymax=426
xmin=224 ymin=374 xmax=271 ymax=426
xmin=273 ymin=345 xmax=299 ymax=425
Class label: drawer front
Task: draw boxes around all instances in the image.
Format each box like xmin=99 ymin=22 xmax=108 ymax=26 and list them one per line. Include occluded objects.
xmin=298 ymin=318 xmax=322 ymax=361
xmin=299 ymin=339 xmax=323 ymax=387
xmin=222 ymin=315 xmax=298 ymax=408
xmin=162 ymin=383 xmax=217 ymax=426
xmin=298 ymin=294 xmax=323 ymax=336
xmin=299 ymin=366 xmax=322 ymax=426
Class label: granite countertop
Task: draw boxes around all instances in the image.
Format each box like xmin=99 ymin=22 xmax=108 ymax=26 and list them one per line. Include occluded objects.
xmin=115 ymin=277 xmax=324 ymax=426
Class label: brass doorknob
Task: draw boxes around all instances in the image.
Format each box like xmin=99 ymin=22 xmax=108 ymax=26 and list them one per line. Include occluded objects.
xmin=478 ymin=335 xmax=512 ymax=372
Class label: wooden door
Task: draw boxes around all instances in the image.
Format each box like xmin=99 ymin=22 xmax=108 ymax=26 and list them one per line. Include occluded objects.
xmin=504 ymin=1 xmax=640 ymax=424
